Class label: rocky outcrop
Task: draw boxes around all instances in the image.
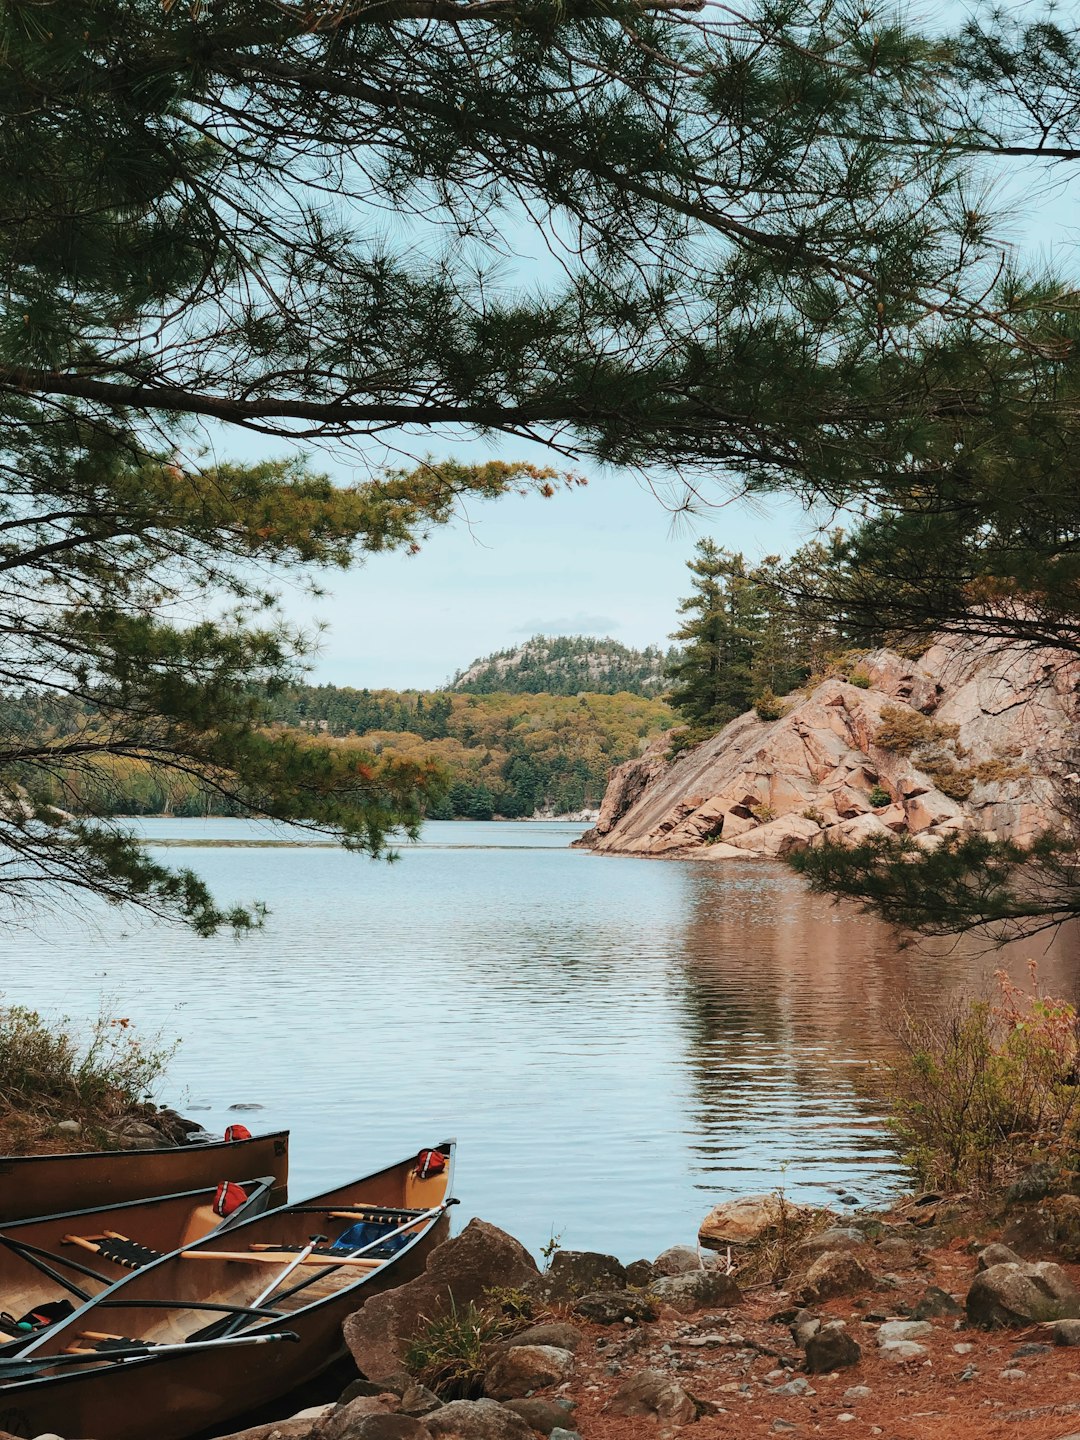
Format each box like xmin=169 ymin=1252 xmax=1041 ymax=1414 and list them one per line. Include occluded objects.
xmin=577 ymin=635 xmax=1078 ymax=860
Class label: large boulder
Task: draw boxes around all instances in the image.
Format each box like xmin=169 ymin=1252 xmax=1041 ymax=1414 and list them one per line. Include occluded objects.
xmin=344 ymin=1221 xmax=539 ymax=1386
xmin=797 ymin=1251 xmax=874 ymax=1304
xmin=796 ymin=1228 xmax=866 ymax=1260
xmin=606 ymin=1369 xmax=700 ymax=1425
xmin=325 ymin=1419 xmax=432 ymax=1440
xmin=698 ymin=1194 xmax=811 ymax=1250
xmin=481 ymin=1345 xmax=574 ymax=1400
xmin=425 ymin=1400 xmax=534 ymax=1440
xmin=533 ymin=1250 xmax=626 ymax=1300
xmin=966 ymin=1261 xmax=1080 ymax=1328
xmin=648 ymin=1270 xmax=741 ymax=1313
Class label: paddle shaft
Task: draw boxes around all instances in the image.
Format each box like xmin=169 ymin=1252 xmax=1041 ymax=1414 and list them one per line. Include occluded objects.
xmin=0 ymin=1329 xmax=300 ymax=1377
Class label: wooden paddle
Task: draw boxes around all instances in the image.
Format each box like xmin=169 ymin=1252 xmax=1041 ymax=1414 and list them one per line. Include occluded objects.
xmin=180 ymin=1250 xmax=381 ymax=1268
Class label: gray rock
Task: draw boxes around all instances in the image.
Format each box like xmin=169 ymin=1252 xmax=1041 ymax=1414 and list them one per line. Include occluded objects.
xmin=537 ymin=1250 xmax=626 ymax=1300
xmin=426 ymin=1400 xmax=534 ymax=1440
xmin=911 ymin=1285 xmax=962 ymax=1319
xmin=880 ymin=1340 xmax=928 ymax=1362
xmin=1012 ymin=1342 xmax=1051 ymax=1358
xmin=648 ymin=1269 xmax=741 ymax=1313
xmin=482 ymin=1345 xmax=573 ymax=1400
xmin=344 ymin=1220 xmax=539 ymax=1386
xmin=653 ymin=1245 xmax=706 ymax=1276
xmin=506 ymin=1323 xmax=582 ymax=1354
xmin=1055 ymin=1318 xmax=1080 ymax=1346
xmin=399 ymin=1384 xmax=443 ymax=1418
xmin=874 ymin=1237 xmax=917 ymax=1268
xmin=772 ymin=1377 xmax=814 ymax=1397
xmin=843 ymin=1386 xmax=872 ymax=1403
xmin=804 ymin=1321 xmax=861 ymax=1373
xmin=796 ymin=1228 xmax=865 ymax=1259
xmin=606 ymin=1368 xmax=699 ymax=1425
xmin=55 ymin=1119 xmax=82 ymax=1135
xmin=790 ymin=1311 xmax=820 ymax=1349
xmin=797 ymin=1251 xmax=874 ymax=1304
xmin=571 ymin=1290 xmax=657 ymax=1325
xmin=228 ymin=1102 xmax=266 ymax=1111
xmin=976 ymin=1243 xmax=1022 ymax=1272
xmin=877 ymin=1320 xmax=933 ymax=1344
xmin=999 ymin=1367 xmax=1027 ymax=1381
xmin=501 ymin=1399 xmax=576 ymax=1436
xmin=966 ymin=1261 xmax=1080 ymax=1328
xmin=1005 ymin=1162 xmax=1057 ymax=1204
xmin=317 ymin=1405 xmax=431 ymax=1440
xmin=624 ymin=1259 xmax=656 ymax=1287
xmin=548 ymin=1431 xmax=580 ymax=1440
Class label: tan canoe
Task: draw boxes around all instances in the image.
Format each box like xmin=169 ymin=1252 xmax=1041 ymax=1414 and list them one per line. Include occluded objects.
xmin=0 ymin=1131 xmax=289 ymax=1223
xmin=0 ymin=1179 xmax=275 ymax=1355
xmin=0 ymin=1141 xmax=456 ymax=1440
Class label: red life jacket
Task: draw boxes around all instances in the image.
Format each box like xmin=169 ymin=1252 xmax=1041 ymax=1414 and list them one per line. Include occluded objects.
xmin=414 ymin=1148 xmax=446 ymax=1179
xmin=213 ymin=1181 xmax=248 ymax=1217
xmin=223 ymin=1123 xmax=251 ymax=1143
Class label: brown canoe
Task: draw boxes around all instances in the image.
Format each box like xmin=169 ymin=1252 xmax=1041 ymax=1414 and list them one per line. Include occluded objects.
xmin=0 ymin=1178 xmax=275 ymax=1356
xmin=0 ymin=1142 xmax=456 ymax=1440
xmin=0 ymin=1130 xmax=289 ymax=1222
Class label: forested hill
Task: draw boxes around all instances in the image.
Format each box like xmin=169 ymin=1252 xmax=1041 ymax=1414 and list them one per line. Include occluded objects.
xmin=449 ymin=635 xmax=673 ymax=696
xmin=262 ymin=686 xmax=674 ymax=818
xmin=0 ymin=686 xmax=675 ymax=821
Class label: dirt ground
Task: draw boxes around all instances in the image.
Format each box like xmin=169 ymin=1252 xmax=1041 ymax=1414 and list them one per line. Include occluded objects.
xmin=552 ymin=1234 xmax=1080 ymax=1440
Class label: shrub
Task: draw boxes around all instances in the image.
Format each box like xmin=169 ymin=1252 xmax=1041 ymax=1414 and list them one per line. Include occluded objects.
xmin=880 ymin=966 xmax=1080 ymax=1194
xmin=0 ymin=1004 xmax=175 ymax=1150
xmin=868 ymin=785 xmax=891 ymax=808
xmin=750 ymin=803 xmax=776 ymax=824
xmin=735 ymin=1190 xmax=833 ymax=1287
xmin=848 ymin=671 xmax=871 ymax=689
xmin=404 ymin=1298 xmax=531 ymax=1399
xmin=753 ymin=689 xmax=786 ymax=721
xmin=874 ymin=705 xmax=959 ymax=756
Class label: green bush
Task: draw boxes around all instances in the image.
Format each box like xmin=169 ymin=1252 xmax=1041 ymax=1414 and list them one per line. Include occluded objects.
xmin=868 ymin=785 xmax=891 ymax=808
xmin=0 ymin=1004 xmax=175 ymax=1146
xmin=880 ymin=967 xmax=1080 ymax=1193
xmin=753 ymin=689 xmax=786 ymax=721
xmin=848 ymin=671 xmax=871 ymax=689
xmin=404 ymin=1299 xmax=529 ymax=1399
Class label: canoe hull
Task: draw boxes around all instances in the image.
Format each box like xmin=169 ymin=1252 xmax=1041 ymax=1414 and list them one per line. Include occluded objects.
xmin=0 ymin=1133 xmax=289 ymax=1222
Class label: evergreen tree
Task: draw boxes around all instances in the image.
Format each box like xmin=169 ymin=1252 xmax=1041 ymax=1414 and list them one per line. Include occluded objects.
xmin=665 ymin=543 xmax=762 ymax=733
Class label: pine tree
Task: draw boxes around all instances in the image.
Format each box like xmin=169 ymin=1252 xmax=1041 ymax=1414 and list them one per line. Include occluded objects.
xmin=665 ymin=543 xmax=762 ymax=733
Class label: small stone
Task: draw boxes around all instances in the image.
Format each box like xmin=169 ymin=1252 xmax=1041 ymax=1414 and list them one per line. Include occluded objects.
xmin=797 ymin=1251 xmax=874 ymax=1305
xmin=1005 ymin=1161 xmax=1057 ymax=1204
xmin=953 ymin=1343 xmax=975 ymax=1355
xmin=1058 ymin=1319 xmax=1080 ymax=1346
xmin=398 ymin=1383 xmax=442 ymax=1417
xmin=507 ymin=1324 xmax=582 ymax=1354
xmin=648 ymin=1269 xmax=741 ymax=1313
xmin=653 ymin=1244 xmax=707 ymax=1276
xmin=571 ymin=1291 xmax=657 ymax=1326
xmin=804 ymin=1321 xmax=861 ymax=1373
xmin=999 ymin=1367 xmax=1027 ymax=1381
xmin=1012 ymin=1342 xmax=1051 ymax=1359
xmin=548 ymin=1431 xmax=581 ymax=1440
xmin=837 ymin=1415 xmax=856 ymax=1423
xmin=967 ymin=1261 xmax=1080 ymax=1328
xmin=55 ymin=1119 xmax=82 ymax=1135
xmin=877 ymin=1320 xmax=933 ymax=1344
xmin=501 ymin=1403 xmax=578 ymax=1440
xmin=843 ymin=1386 xmax=872 ymax=1403
xmin=624 ymin=1259 xmax=655 ymax=1287
xmin=958 ymin=1365 xmax=978 ymax=1382
xmin=771 ymin=1423 xmax=798 ymax=1435
xmin=874 ymin=1237 xmax=917 ymax=1268
xmin=880 ymin=1340 xmax=928 ymax=1362
xmin=912 ymin=1286 xmax=963 ymax=1320
xmin=772 ymin=1377 xmax=814 ymax=1397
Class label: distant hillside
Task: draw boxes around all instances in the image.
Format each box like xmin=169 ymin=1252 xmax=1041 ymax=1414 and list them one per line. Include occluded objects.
xmin=449 ymin=634 xmax=673 ymax=696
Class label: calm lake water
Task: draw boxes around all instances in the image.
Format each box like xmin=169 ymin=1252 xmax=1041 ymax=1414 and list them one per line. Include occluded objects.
xmin=1 ymin=818 xmax=1077 ymax=1261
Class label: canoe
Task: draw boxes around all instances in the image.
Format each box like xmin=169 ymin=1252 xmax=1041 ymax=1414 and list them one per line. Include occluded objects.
xmin=0 ymin=1130 xmax=289 ymax=1223
xmin=0 ymin=1178 xmax=276 ymax=1357
xmin=0 ymin=1141 xmax=456 ymax=1440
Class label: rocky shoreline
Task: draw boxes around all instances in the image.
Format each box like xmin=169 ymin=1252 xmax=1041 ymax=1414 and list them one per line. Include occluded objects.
xmin=576 ymin=635 xmax=1077 ymax=864
xmin=17 ymin=1183 xmax=1080 ymax=1440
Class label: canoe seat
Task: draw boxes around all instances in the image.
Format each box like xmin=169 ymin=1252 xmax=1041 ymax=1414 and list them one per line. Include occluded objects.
xmin=63 ymin=1231 xmax=163 ymax=1271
